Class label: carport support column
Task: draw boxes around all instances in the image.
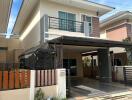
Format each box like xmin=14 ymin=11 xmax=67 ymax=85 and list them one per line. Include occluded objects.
xmin=98 ymin=48 xmax=112 ymax=83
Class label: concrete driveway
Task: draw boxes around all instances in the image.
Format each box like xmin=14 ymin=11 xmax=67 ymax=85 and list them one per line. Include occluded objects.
xmin=68 ymin=78 xmax=132 ymax=100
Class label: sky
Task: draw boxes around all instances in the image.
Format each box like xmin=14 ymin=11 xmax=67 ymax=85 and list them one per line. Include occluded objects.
xmin=90 ymin=0 xmax=132 ymax=20
xmin=6 ymin=0 xmax=132 ymax=38
xmin=6 ymin=0 xmax=22 ymax=38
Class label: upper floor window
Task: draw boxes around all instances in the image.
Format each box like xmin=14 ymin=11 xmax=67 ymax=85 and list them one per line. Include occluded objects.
xmin=81 ymin=15 xmax=92 ymax=33
xmin=59 ymin=11 xmax=76 ymax=32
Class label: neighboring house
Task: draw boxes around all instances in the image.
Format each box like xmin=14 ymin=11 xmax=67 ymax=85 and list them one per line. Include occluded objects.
xmin=100 ymin=11 xmax=132 ymax=41
xmin=100 ymin=11 xmax=132 ymax=66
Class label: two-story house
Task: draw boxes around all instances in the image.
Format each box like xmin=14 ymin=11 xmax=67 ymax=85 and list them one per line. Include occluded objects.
xmin=100 ymin=11 xmax=132 ymax=66
xmin=10 ymin=0 xmax=132 ymax=98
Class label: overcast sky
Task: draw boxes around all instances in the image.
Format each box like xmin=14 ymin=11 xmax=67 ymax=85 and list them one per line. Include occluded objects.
xmin=6 ymin=0 xmax=132 ymax=37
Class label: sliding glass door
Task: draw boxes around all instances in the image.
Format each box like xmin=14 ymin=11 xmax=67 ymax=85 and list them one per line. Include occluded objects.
xmin=59 ymin=11 xmax=76 ymax=32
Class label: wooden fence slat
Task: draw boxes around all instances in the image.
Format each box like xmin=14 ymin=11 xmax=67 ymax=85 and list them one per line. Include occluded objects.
xmin=27 ymin=70 xmax=30 ymax=87
xmin=37 ymin=70 xmax=41 ymax=87
xmin=20 ymin=71 xmax=25 ymax=88
xmin=54 ymin=70 xmax=56 ymax=85
xmin=0 ymin=71 xmax=2 ymax=90
xmin=0 ymin=68 xmax=57 ymax=90
xmin=48 ymin=70 xmax=51 ymax=85
xmin=45 ymin=70 xmax=47 ymax=86
xmin=41 ymin=70 xmax=44 ymax=86
xmin=9 ymin=71 xmax=14 ymax=89
xmin=52 ymin=70 xmax=55 ymax=85
xmin=15 ymin=70 xmax=20 ymax=88
xmin=43 ymin=70 xmax=45 ymax=86
xmin=3 ymin=71 xmax=9 ymax=89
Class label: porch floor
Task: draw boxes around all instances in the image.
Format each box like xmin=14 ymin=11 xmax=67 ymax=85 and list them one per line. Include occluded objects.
xmin=68 ymin=78 xmax=132 ymax=99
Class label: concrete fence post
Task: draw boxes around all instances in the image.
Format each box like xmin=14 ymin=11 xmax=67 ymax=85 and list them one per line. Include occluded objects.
xmin=56 ymin=69 xmax=66 ymax=99
xmin=29 ymin=70 xmax=36 ymax=100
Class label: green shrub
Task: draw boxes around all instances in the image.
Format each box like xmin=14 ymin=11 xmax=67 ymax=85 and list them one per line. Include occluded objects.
xmin=35 ymin=88 xmax=45 ymax=100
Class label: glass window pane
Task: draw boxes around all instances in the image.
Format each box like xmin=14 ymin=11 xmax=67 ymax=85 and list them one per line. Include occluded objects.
xmin=86 ymin=16 xmax=91 ymax=22
xmin=59 ymin=11 xmax=67 ymax=30
xmin=68 ymin=13 xmax=76 ymax=32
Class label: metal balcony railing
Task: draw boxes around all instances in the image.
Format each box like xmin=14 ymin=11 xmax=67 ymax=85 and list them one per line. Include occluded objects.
xmin=48 ymin=16 xmax=84 ymax=33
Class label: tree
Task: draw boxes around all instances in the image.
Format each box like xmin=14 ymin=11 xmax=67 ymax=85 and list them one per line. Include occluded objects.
xmin=123 ymin=37 xmax=132 ymax=65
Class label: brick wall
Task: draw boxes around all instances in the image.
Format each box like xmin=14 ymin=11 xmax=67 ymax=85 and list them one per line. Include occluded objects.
xmin=90 ymin=17 xmax=100 ymax=37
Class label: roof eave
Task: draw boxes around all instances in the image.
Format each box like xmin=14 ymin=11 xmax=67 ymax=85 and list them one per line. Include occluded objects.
xmin=101 ymin=11 xmax=132 ymax=28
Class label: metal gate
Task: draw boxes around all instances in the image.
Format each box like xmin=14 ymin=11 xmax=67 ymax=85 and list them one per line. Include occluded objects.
xmin=123 ymin=67 xmax=132 ymax=84
xmin=66 ymin=69 xmax=71 ymax=97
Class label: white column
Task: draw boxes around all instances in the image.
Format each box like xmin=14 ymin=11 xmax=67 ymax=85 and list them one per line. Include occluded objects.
xmin=56 ymin=69 xmax=66 ymax=99
xmin=29 ymin=70 xmax=36 ymax=100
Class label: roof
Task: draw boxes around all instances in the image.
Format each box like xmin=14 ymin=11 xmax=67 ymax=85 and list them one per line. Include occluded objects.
xmin=48 ymin=36 xmax=132 ymax=48
xmin=0 ymin=0 xmax=12 ymax=33
xmin=49 ymin=0 xmax=114 ymax=15
xmin=101 ymin=11 xmax=132 ymax=28
xmin=12 ymin=0 xmax=114 ymax=35
xmin=12 ymin=0 xmax=38 ymax=35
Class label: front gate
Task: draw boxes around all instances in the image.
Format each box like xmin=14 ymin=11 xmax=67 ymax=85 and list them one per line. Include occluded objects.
xmin=66 ymin=69 xmax=71 ymax=97
xmin=123 ymin=67 xmax=132 ymax=84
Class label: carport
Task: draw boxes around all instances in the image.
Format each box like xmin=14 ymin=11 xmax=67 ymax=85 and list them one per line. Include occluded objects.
xmin=48 ymin=36 xmax=132 ymax=82
xmin=48 ymin=36 xmax=132 ymax=97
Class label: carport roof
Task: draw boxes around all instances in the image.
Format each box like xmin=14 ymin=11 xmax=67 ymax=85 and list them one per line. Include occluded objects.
xmin=48 ymin=36 xmax=132 ymax=48
xmin=0 ymin=0 xmax=12 ymax=33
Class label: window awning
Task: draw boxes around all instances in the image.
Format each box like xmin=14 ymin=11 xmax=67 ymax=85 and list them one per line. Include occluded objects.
xmin=48 ymin=36 xmax=132 ymax=48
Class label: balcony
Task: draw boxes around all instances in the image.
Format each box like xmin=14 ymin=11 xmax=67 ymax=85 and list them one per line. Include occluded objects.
xmin=43 ymin=15 xmax=91 ymax=41
xmin=48 ymin=16 xmax=84 ymax=33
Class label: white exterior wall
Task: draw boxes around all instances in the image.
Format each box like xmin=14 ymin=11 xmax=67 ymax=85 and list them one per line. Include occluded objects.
xmin=115 ymin=66 xmax=124 ymax=81
xmin=64 ymin=51 xmax=83 ymax=77
xmin=0 ymin=69 xmax=66 ymax=100
xmin=110 ymin=47 xmax=126 ymax=54
xmin=100 ymin=30 xmax=107 ymax=39
xmin=0 ymin=86 xmax=57 ymax=100
xmin=20 ymin=4 xmax=41 ymax=50
xmin=20 ymin=0 xmax=99 ymax=50
xmin=40 ymin=0 xmax=97 ymax=39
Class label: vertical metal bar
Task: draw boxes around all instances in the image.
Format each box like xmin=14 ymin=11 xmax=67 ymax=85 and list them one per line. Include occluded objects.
xmin=54 ymin=69 xmax=56 ymax=85
xmin=35 ymin=70 xmax=37 ymax=87
xmin=67 ymin=69 xmax=71 ymax=97
xmin=123 ymin=67 xmax=127 ymax=84
xmin=49 ymin=17 xmax=50 ymax=29
xmin=40 ymin=70 xmax=42 ymax=86
xmin=43 ymin=70 xmax=45 ymax=86
xmin=50 ymin=69 xmax=53 ymax=85
xmin=47 ymin=70 xmax=49 ymax=86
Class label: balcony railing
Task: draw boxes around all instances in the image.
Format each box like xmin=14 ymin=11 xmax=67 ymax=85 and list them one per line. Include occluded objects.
xmin=48 ymin=16 xmax=84 ymax=33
